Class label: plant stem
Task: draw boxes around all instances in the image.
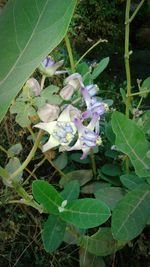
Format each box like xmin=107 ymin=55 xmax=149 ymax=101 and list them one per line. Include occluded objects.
xmin=129 ymin=89 xmax=150 ymax=96
xmin=27 ymin=125 xmax=36 ymax=140
xmin=75 ymin=38 xmax=108 ymax=67
xmin=10 ymin=130 xmax=43 ymax=180
xmin=40 ymin=75 xmax=46 ymax=90
xmin=129 ymin=0 xmax=145 ymax=23
xmin=11 ymin=180 xmax=44 ymax=213
xmin=125 ymin=0 xmax=132 ymax=119
xmin=0 ymin=145 xmax=12 ymax=157
xmin=23 ymin=157 xmax=46 ymax=185
xmin=64 ymin=34 xmax=76 ymax=72
xmin=45 ymin=156 xmax=67 ymax=178
xmin=90 ymin=148 xmax=97 ymax=178
xmin=137 ymin=97 xmax=143 ymax=109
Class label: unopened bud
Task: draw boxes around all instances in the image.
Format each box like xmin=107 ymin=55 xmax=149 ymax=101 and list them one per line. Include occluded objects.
xmin=38 ymin=104 xmax=60 ymax=122
xmin=60 ymin=84 xmax=75 ymax=100
xmin=38 ymin=56 xmax=64 ymax=77
xmin=25 ymin=78 xmax=41 ymax=96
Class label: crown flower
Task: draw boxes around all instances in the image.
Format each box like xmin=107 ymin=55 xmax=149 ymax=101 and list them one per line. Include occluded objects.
xmin=60 ymin=73 xmax=83 ymax=100
xmin=81 ymin=87 xmax=109 ymax=120
xmin=60 ymin=113 xmax=102 ymax=159
xmin=38 ymin=56 xmax=65 ymax=77
xmin=34 ymin=105 xmax=77 ymax=152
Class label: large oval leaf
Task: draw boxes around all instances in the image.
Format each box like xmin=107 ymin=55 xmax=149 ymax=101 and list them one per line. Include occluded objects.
xmin=60 ymin=199 xmax=111 ymax=229
xmin=95 ymin=187 xmax=125 ymax=210
xmin=112 ymin=184 xmax=150 ymax=241
xmin=112 ymin=112 xmax=150 ymax=177
xmin=32 ymin=180 xmax=63 ymax=214
xmin=79 ymin=228 xmax=125 ymax=256
xmin=0 ymin=0 xmax=76 ymax=122
xmin=42 ymin=215 xmax=66 ymax=252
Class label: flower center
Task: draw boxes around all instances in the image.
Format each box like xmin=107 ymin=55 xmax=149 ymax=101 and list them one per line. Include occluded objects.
xmin=52 ymin=122 xmax=75 ymax=144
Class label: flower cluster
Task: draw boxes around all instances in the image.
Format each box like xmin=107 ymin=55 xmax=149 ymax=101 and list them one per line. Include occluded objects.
xmin=34 ymin=57 xmax=108 ymax=159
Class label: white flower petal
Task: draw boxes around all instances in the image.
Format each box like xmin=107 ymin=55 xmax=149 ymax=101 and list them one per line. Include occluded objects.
xmin=42 ymin=136 xmax=59 ymax=152
xmin=58 ymin=106 xmax=71 ymax=122
xmin=34 ymin=121 xmax=57 ymax=134
xmin=65 ymin=139 xmax=81 ymax=151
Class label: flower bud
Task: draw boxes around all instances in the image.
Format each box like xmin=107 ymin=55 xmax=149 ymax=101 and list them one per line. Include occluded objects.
xmin=64 ymin=73 xmax=84 ymax=89
xmin=59 ymin=84 xmax=75 ymax=100
xmin=38 ymin=104 xmax=60 ymax=122
xmin=86 ymin=84 xmax=99 ymax=97
xmin=60 ymin=73 xmax=83 ymax=100
xmin=25 ymin=78 xmax=41 ymax=96
xmin=38 ymin=56 xmax=64 ymax=77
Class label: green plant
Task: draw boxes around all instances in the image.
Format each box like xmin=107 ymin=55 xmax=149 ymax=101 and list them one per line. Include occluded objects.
xmin=0 ymin=1 xmax=150 ymax=266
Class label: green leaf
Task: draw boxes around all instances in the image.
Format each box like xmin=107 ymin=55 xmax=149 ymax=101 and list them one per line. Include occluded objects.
xmin=76 ymin=62 xmax=92 ymax=85
xmin=6 ymin=157 xmax=22 ymax=182
xmin=61 ymin=180 xmax=80 ymax=202
xmin=32 ymin=180 xmax=63 ymax=214
xmin=79 ymin=248 xmax=106 ymax=267
xmin=120 ymin=173 xmax=147 ymax=190
xmin=8 ymin=143 xmax=23 ymax=156
xmin=105 ymin=122 xmax=116 ymax=144
xmin=81 ymin=181 xmax=110 ymax=194
xmin=42 ymin=215 xmax=66 ymax=252
xmin=76 ymin=62 xmax=89 ymax=76
xmin=0 ymin=166 xmax=11 ymax=187
xmin=101 ymin=164 xmax=121 ymax=177
xmin=53 ymin=153 xmax=68 ymax=170
xmin=140 ymin=76 xmax=150 ymax=98
xmin=112 ymin=185 xmax=150 ymax=241
xmin=138 ymin=111 xmax=150 ymax=135
xmin=41 ymin=85 xmax=62 ymax=105
xmin=98 ymin=170 xmax=121 ymax=186
xmin=10 ymin=102 xmax=36 ymax=127
xmin=112 ymin=112 xmax=150 ymax=177
xmin=63 ymin=225 xmax=85 ymax=245
xmin=60 ymin=169 xmax=93 ymax=187
xmin=95 ymin=187 xmax=125 ymax=210
xmin=91 ymin=57 xmax=109 ymax=80
xmin=0 ymin=0 xmax=76 ymax=123
xmin=79 ymin=228 xmax=125 ymax=256
xmin=60 ymin=199 xmax=110 ymax=229
xmin=70 ymin=153 xmax=90 ymax=164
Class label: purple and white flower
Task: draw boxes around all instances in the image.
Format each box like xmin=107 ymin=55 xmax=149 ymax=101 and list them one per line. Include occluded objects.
xmin=86 ymin=84 xmax=99 ymax=97
xmin=60 ymin=73 xmax=83 ymax=100
xmin=38 ymin=56 xmax=65 ymax=77
xmin=60 ymin=113 xmax=102 ymax=159
xmin=34 ymin=105 xmax=77 ymax=152
xmin=81 ymin=87 xmax=109 ymax=120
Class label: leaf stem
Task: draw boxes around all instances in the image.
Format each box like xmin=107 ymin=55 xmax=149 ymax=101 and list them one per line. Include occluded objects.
xmin=11 ymin=180 xmax=44 ymax=213
xmin=75 ymin=38 xmax=108 ymax=67
xmin=125 ymin=0 xmax=132 ymax=119
xmin=128 ymin=89 xmax=150 ymax=97
xmin=129 ymin=0 xmax=145 ymax=23
xmin=40 ymin=75 xmax=46 ymax=90
xmin=90 ymin=148 xmax=97 ymax=178
xmin=45 ymin=156 xmax=67 ymax=178
xmin=10 ymin=130 xmax=43 ymax=180
xmin=23 ymin=157 xmax=46 ymax=185
xmin=0 ymin=145 xmax=12 ymax=158
xmin=64 ymin=34 xmax=76 ymax=72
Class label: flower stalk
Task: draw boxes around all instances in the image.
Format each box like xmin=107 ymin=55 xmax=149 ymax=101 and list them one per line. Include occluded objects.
xmin=64 ymin=34 xmax=76 ymax=72
xmin=10 ymin=130 xmax=43 ymax=180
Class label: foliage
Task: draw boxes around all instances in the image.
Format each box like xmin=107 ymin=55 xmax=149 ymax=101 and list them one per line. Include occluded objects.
xmin=0 ymin=0 xmax=150 ymax=266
